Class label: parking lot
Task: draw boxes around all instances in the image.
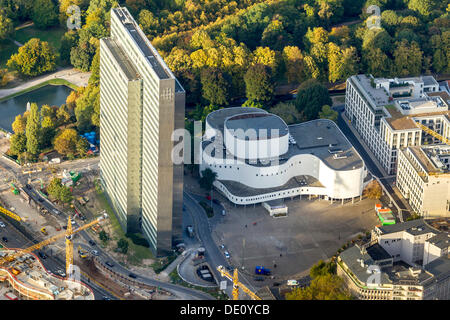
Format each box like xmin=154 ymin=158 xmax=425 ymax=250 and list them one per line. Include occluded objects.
xmin=212 ymin=195 xmax=379 ymax=282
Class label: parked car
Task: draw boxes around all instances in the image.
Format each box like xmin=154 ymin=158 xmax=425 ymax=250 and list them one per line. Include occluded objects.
xmin=105 ymin=261 xmax=115 ymax=268
xmin=38 ymin=198 xmax=43 ymax=203
xmin=212 ymin=199 xmax=220 ymax=205
xmin=56 ymin=269 xmax=66 ymax=277
xmin=128 ymin=273 xmax=137 ymax=279
xmin=89 ymin=240 xmax=96 ymax=246
xmin=1 ymin=237 xmax=7 ymax=242
xmin=25 ymin=184 xmax=32 ymax=190
xmin=0 ymin=221 xmax=6 ymax=228
xmin=219 ymin=244 xmax=225 ymax=249
xmin=221 ymin=209 xmax=226 ymax=216
xmin=38 ymin=251 xmax=47 ymax=259
xmin=91 ymin=250 xmax=99 ymax=256
xmin=224 ymin=251 xmax=230 ymax=259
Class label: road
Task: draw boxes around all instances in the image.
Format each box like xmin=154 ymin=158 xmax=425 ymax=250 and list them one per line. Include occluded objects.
xmin=18 ymin=182 xmax=214 ymax=300
xmin=0 ymin=218 xmax=115 ymax=300
xmin=184 ymin=192 xmax=259 ymax=299
xmin=336 ymin=108 xmax=410 ymax=220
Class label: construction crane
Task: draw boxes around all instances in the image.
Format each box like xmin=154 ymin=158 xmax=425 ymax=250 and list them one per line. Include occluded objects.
xmin=217 ymin=265 xmax=261 ymax=300
xmin=0 ymin=213 xmax=108 ymax=276
xmin=0 ymin=205 xmax=23 ymax=222
xmin=416 ymin=121 xmax=450 ymax=146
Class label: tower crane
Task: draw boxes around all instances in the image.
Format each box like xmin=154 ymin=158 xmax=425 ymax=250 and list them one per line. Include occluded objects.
xmin=0 ymin=205 xmax=23 ymax=222
xmin=0 ymin=213 xmax=108 ymax=276
xmin=217 ymin=265 xmax=261 ymax=300
xmin=415 ymin=121 xmax=450 ymax=146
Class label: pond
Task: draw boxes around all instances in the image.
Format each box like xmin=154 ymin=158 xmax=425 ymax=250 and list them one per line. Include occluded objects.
xmin=0 ymin=85 xmax=73 ymax=133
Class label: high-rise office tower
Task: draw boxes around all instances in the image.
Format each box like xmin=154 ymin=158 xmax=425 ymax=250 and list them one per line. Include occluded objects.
xmin=99 ymin=7 xmax=185 ymax=256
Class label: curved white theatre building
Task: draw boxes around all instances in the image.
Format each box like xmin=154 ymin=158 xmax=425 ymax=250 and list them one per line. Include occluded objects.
xmin=200 ymin=107 xmax=370 ymax=205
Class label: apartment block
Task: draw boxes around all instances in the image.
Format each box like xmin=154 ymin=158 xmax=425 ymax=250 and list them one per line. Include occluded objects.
xmin=100 ymin=7 xmax=185 ymax=256
xmin=396 ymin=145 xmax=450 ymax=217
xmin=345 ymin=74 xmax=450 ymax=175
xmin=337 ymin=219 xmax=450 ymax=300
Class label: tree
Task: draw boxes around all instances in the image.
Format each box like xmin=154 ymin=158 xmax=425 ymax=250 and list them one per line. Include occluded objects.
xmin=60 ymin=31 xmax=79 ymax=65
xmin=54 ymin=128 xmax=79 ymax=156
xmin=200 ymin=68 xmax=231 ymax=106
xmin=393 ymin=40 xmax=423 ymax=76
xmin=99 ymin=230 xmax=109 ymax=243
xmin=76 ymin=137 xmax=89 ymax=157
xmin=270 ymin=102 xmax=303 ymax=125
xmin=285 ymin=273 xmax=351 ymax=300
xmin=117 ymin=238 xmax=129 ymax=254
xmin=25 ymin=103 xmax=40 ymax=156
xmin=0 ymin=9 xmax=13 ymax=40
xmin=7 ymin=38 xmax=56 ymax=77
xmin=31 ymin=0 xmax=58 ymax=29
xmin=282 ymin=46 xmax=305 ymax=84
xmin=327 ymin=43 xmax=359 ymax=83
xmin=56 ymin=104 xmax=72 ymax=125
xmin=47 ymin=177 xmax=63 ymax=200
xmin=363 ymin=47 xmax=391 ymax=77
xmin=310 ymin=260 xmax=336 ymax=278
xmin=59 ymin=186 xmax=73 ymax=205
xmin=364 ymin=180 xmax=382 ymax=200
xmin=244 ymin=64 xmax=274 ymax=106
xmin=295 ymin=80 xmax=332 ymax=121
xmin=199 ymin=168 xmax=217 ymax=191
xmin=12 ymin=113 xmax=27 ymax=134
xmin=88 ymin=48 xmax=100 ymax=86
xmin=9 ymin=133 xmax=27 ymax=156
xmin=75 ymin=84 xmax=99 ymax=132
xmin=319 ymin=105 xmax=338 ymax=122
xmin=408 ymin=0 xmax=437 ymax=16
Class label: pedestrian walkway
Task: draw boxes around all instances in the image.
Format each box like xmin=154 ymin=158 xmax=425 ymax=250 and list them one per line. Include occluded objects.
xmin=0 ymin=67 xmax=91 ymax=100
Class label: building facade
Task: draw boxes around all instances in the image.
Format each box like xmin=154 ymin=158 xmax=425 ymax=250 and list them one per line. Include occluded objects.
xmin=337 ymin=219 xmax=450 ymax=300
xmin=200 ymin=107 xmax=369 ymax=205
xmin=100 ymin=7 xmax=185 ymax=256
xmin=345 ymin=74 xmax=450 ymax=176
xmin=396 ymin=145 xmax=450 ymax=217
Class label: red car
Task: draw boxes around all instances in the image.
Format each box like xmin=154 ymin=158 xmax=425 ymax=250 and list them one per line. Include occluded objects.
xmin=206 ymin=195 xmax=211 ymax=200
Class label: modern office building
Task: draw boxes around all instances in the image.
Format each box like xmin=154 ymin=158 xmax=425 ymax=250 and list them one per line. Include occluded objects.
xmin=345 ymin=74 xmax=450 ymax=176
xmin=396 ymin=145 xmax=450 ymax=217
xmin=199 ymin=107 xmax=370 ymax=205
xmin=100 ymin=7 xmax=185 ymax=256
xmin=337 ymin=219 xmax=450 ymax=300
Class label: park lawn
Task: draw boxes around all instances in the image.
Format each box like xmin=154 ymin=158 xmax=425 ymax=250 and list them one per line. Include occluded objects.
xmin=0 ymin=39 xmax=19 ymax=68
xmin=14 ymin=25 xmax=66 ymax=51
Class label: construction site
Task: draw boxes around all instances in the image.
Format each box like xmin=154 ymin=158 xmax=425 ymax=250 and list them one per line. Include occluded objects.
xmin=0 ymin=249 xmax=94 ymax=300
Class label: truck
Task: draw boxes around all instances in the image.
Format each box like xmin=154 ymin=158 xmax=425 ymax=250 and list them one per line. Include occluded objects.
xmin=255 ymin=266 xmax=271 ymax=276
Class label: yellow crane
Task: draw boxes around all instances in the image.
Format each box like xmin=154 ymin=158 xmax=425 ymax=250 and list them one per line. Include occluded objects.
xmin=0 ymin=213 xmax=108 ymax=276
xmin=217 ymin=265 xmax=261 ymax=300
xmin=416 ymin=121 xmax=450 ymax=146
xmin=0 ymin=205 xmax=23 ymax=222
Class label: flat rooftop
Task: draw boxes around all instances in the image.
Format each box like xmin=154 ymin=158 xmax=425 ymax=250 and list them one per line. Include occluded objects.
xmin=102 ymin=38 xmax=140 ymax=81
xmin=350 ymin=75 xmax=390 ymax=107
xmin=377 ymin=219 xmax=438 ymax=237
xmin=112 ymin=7 xmax=184 ymax=93
xmin=203 ymin=117 xmax=364 ymax=170
xmin=225 ymin=113 xmax=289 ymax=139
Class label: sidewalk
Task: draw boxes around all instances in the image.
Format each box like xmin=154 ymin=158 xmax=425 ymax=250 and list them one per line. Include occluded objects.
xmin=0 ymin=68 xmax=91 ymax=99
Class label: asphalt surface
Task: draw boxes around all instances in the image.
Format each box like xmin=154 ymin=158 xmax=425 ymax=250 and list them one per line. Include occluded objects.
xmin=184 ymin=192 xmax=259 ymax=299
xmin=336 ymin=109 xmax=410 ymax=220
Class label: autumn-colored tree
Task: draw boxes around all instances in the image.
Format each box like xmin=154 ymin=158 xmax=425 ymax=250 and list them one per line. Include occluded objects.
xmin=7 ymin=38 xmax=56 ymax=77
xmin=0 ymin=9 xmax=14 ymax=40
xmin=12 ymin=113 xmax=28 ymax=134
xmin=54 ymin=128 xmax=79 ymax=156
xmin=282 ymin=46 xmax=305 ymax=84
xmin=364 ymin=180 xmax=383 ymax=200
